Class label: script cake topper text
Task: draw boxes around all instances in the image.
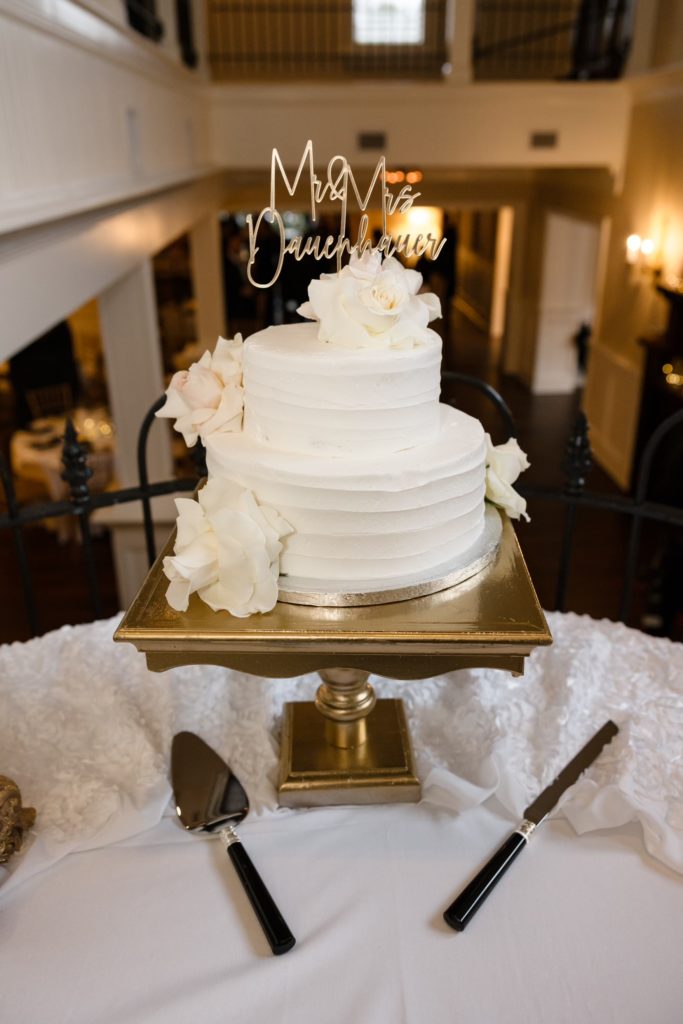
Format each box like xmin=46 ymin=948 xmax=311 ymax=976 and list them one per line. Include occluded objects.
xmin=246 ymin=140 xmax=445 ymax=288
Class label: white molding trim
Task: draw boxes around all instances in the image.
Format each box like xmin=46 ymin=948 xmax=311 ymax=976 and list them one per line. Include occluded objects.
xmin=0 ymin=0 xmax=205 ymax=89
xmin=0 ymin=164 xmax=219 ymax=237
xmin=626 ymin=62 xmax=683 ymax=102
xmin=0 ymin=170 xmax=232 ymax=360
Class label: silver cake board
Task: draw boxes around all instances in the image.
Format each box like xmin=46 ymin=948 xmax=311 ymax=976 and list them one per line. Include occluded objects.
xmin=277 ymin=504 xmax=502 ymax=608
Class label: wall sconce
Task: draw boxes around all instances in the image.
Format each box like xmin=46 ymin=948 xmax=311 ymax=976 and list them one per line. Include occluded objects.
xmin=625 ymin=233 xmax=660 ymax=276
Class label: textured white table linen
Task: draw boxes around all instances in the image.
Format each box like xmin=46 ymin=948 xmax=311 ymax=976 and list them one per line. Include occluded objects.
xmin=2 ymin=610 xmax=682 ymax=897
xmin=1 ymin=612 xmax=683 ymax=1023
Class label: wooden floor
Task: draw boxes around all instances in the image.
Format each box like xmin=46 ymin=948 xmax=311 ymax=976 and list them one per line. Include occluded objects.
xmin=0 ymin=309 xmax=675 ymax=644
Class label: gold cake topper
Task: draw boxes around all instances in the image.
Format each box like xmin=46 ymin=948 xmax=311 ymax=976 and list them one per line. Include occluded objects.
xmin=246 ymin=140 xmax=445 ymax=288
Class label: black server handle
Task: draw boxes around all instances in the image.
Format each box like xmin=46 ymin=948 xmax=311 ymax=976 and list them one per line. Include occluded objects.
xmin=227 ymin=840 xmax=296 ymax=955
xmin=443 ymin=830 xmax=528 ymax=932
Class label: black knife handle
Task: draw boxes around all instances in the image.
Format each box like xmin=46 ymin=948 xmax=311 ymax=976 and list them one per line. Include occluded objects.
xmin=227 ymin=839 xmax=296 ymax=955
xmin=443 ymin=829 xmax=528 ymax=932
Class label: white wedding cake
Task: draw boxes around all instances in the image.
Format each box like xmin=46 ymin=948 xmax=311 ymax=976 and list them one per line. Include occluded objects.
xmin=156 ymin=253 xmax=529 ymax=617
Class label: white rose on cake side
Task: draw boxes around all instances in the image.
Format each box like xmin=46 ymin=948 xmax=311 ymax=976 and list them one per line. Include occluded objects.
xmin=297 ymin=251 xmax=441 ymax=350
xmin=156 ymin=335 xmax=244 ymax=446
xmin=485 ymin=435 xmax=530 ymax=521
xmin=163 ymin=478 xmax=293 ymax=617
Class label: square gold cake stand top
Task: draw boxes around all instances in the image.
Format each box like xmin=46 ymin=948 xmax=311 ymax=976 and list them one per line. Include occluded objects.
xmin=115 ymin=514 xmax=551 ymax=679
xmin=115 ymin=513 xmax=551 ymax=807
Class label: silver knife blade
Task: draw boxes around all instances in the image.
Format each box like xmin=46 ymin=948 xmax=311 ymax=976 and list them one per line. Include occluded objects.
xmin=524 ymin=719 xmax=619 ymax=825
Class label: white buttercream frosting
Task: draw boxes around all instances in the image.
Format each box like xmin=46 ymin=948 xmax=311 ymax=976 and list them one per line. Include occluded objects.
xmin=243 ymin=321 xmax=442 ymax=457
xmin=206 ymin=405 xmax=487 ymax=588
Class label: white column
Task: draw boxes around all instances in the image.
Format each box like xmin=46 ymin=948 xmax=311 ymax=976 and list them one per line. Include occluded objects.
xmin=490 ymin=206 xmax=515 ymax=340
xmin=189 ymin=214 xmax=226 ymax=345
xmin=98 ymin=260 xmax=173 ymax=486
xmin=444 ymin=0 xmax=474 ymax=84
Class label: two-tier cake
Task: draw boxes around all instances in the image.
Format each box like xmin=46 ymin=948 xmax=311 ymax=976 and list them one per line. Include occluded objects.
xmin=156 ymin=252 xmax=528 ymax=617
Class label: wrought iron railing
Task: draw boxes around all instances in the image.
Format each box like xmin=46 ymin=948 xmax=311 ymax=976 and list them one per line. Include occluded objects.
xmin=207 ymin=0 xmax=449 ymax=81
xmin=1 ymin=377 xmax=681 ymax=642
xmin=205 ymin=0 xmax=634 ymax=82
xmin=472 ymin=0 xmax=634 ymax=81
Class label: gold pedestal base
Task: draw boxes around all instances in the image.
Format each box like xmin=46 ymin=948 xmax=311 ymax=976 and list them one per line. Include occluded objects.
xmin=116 ymin=511 xmax=552 ymax=807
xmin=278 ymin=699 xmax=421 ymax=807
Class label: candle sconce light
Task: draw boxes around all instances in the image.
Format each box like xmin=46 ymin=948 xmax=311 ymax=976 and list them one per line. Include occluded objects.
xmin=626 ymin=233 xmax=661 ymax=278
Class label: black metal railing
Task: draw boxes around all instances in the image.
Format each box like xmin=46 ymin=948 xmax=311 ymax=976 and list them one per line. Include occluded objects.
xmin=473 ymin=0 xmax=634 ymax=81
xmin=205 ymin=0 xmax=634 ymax=83
xmin=1 ymin=378 xmax=681 ymax=642
xmin=207 ymin=0 xmax=449 ymax=81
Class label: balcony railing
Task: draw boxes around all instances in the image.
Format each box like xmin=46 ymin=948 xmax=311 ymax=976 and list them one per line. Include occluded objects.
xmin=206 ymin=0 xmax=634 ymax=82
xmin=207 ymin=0 xmax=449 ymax=81
xmin=473 ymin=0 xmax=634 ymax=81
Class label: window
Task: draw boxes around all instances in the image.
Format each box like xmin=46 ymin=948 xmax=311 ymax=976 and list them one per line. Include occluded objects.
xmin=352 ymin=0 xmax=426 ymax=46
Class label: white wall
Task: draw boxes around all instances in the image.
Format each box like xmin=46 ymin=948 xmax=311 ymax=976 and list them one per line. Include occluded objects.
xmin=0 ymin=171 xmax=230 ymax=361
xmin=0 ymin=0 xmax=213 ymax=234
xmin=208 ymin=81 xmax=631 ymax=178
xmin=532 ymin=212 xmax=600 ymax=394
xmin=584 ymin=65 xmax=683 ymax=487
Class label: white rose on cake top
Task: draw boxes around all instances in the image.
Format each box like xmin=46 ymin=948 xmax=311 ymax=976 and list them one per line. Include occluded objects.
xmin=484 ymin=435 xmax=530 ymax=521
xmin=297 ymin=251 xmax=441 ymax=350
xmin=156 ymin=335 xmax=244 ymax=446
xmin=162 ymin=477 xmax=292 ymax=617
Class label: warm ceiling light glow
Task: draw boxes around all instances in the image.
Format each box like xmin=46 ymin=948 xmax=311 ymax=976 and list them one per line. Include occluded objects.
xmin=666 ymin=373 xmax=682 ymax=386
xmin=662 ymin=363 xmax=674 ymax=374
xmin=406 ymin=170 xmax=423 ymax=184
xmin=640 ymin=238 xmax=655 ymax=256
xmin=407 ymin=206 xmax=432 ymax=227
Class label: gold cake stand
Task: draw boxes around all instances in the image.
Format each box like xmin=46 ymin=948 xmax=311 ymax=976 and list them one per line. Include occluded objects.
xmin=115 ymin=511 xmax=551 ymax=807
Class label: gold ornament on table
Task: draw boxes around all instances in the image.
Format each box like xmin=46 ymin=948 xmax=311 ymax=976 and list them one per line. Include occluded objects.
xmin=0 ymin=775 xmax=36 ymax=863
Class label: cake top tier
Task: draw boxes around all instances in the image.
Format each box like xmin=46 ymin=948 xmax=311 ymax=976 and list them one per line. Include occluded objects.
xmin=243 ymin=322 xmax=442 ymax=457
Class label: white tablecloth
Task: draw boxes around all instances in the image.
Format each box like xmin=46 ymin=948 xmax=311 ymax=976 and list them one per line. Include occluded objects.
xmin=1 ymin=613 xmax=682 ymax=1023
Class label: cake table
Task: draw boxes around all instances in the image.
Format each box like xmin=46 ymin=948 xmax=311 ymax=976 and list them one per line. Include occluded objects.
xmin=115 ymin=510 xmax=551 ymax=806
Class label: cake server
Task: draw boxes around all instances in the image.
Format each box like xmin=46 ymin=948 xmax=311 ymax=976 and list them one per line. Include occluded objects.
xmin=443 ymin=719 xmax=619 ymax=932
xmin=171 ymin=731 xmax=296 ymax=955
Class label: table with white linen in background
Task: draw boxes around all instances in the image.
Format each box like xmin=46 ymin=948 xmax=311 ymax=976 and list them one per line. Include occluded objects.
xmin=1 ymin=612 xmax=682 ymax=1024
xmin=10 ymin=408 xmax=115 ymax=542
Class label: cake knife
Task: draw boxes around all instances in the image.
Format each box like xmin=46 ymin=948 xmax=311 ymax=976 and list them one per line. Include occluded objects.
xmin=443 ymin=719 xmax=619 ymax=932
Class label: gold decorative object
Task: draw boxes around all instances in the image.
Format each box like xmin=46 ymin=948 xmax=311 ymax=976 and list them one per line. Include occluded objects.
xmin=115 ymin=510 xmax=551 ymax=807
xmin=0 ymin=776 xmax=36 ymax=864
xmin=246 ymin=139 xmax=444 ymax=288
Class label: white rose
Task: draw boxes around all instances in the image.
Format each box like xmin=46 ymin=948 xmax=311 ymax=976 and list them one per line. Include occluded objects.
xmin=297 ymin=253 xmax=441 ymax=350
xmin=484 ymin=435 xmax=530 ymax=521
xmin=156 ymin=335 xmax=244 ymax=446
xmin=163 ymin=477 xmax=293 ymax=618
xmin=346 ymin=248 xmax=382 ymax=281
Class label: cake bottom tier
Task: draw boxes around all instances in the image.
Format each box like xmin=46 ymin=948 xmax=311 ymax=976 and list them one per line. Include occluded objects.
xmin=205 ymin=404 xmax=488 ymax=593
